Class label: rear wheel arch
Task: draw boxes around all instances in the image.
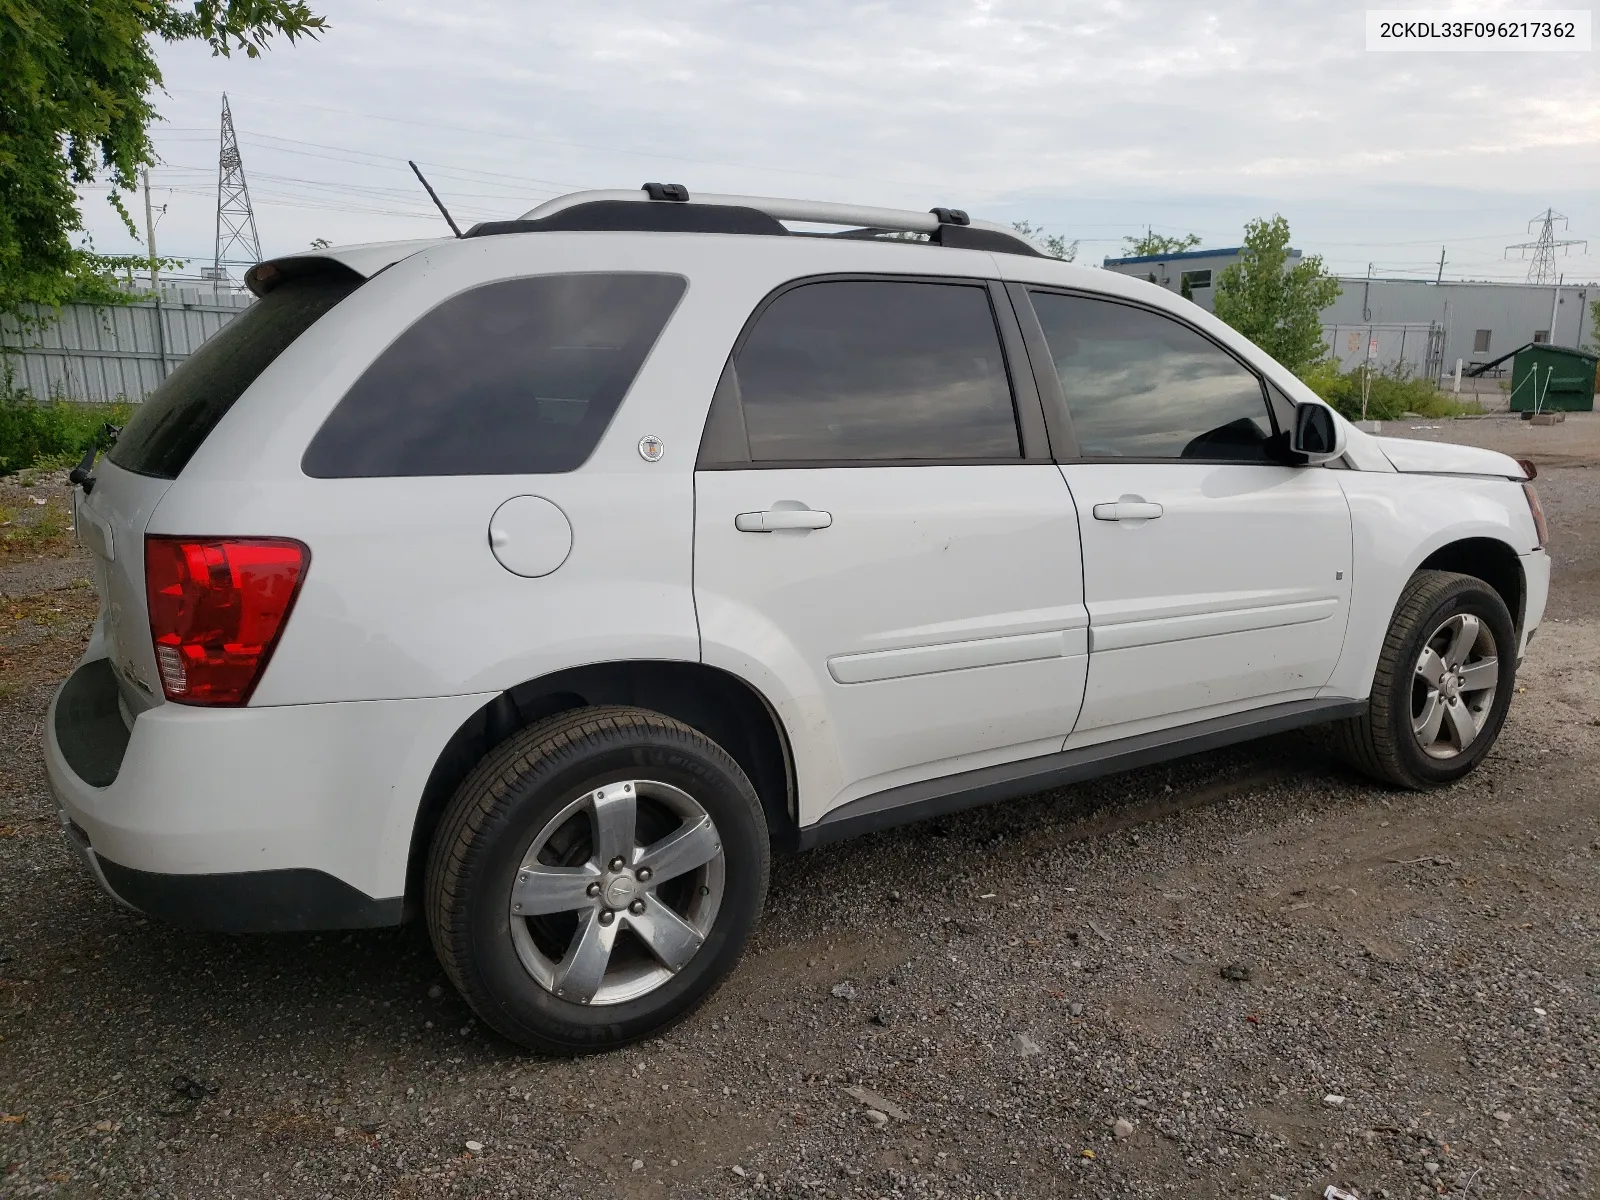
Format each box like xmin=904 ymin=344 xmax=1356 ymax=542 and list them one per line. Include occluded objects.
xmin=404 ymin=661 xmax=795 ymax=915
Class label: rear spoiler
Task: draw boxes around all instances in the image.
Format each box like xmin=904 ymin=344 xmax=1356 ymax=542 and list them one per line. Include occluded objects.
xmin=244 ymin=238 xmax=449 ymax=297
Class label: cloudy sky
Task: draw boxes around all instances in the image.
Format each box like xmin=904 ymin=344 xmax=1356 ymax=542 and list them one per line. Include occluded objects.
xmin=75 ymin=0 xmax=1598 ymax=284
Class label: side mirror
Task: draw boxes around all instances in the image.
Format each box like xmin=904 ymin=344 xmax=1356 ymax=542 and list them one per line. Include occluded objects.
xmin=1291 ymin=403 xmax=1346 ymax=464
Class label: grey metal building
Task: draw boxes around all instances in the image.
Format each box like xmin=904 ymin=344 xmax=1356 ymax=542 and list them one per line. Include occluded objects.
xmin=1319 ymin=276 xmax=1593 ymax=382
xmin=1101 ymin=246 xmax=1295 ymax=313
xmin=1104 ymin=245 xmax=1593 ymax=385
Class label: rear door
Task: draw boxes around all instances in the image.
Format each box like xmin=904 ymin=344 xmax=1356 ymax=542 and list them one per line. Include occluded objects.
xmin=694 ymin=277 xmax=1089 ymax=826
xmin=1016 ymin=287 xmax=1353 ymax=743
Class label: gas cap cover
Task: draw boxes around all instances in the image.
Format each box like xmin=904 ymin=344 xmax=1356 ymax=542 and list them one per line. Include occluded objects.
xmin=488 ymin=495 xmax=573 ymax=578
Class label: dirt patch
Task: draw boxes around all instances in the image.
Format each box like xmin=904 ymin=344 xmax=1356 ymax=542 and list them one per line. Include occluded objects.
xmin=1 ymin=468 xmax=1597 ymax=1199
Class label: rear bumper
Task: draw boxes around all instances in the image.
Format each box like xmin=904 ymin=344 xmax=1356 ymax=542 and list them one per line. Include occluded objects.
xmin=44 ymin=656 xmax=492 ymax=932
xmin=56 ymin=811 xmax=392 ymax=932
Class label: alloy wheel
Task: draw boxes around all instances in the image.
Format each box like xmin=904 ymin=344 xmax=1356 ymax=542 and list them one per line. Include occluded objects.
xmin=508 ymin=779 xmax=725 ymax=1006
xmin=1411 ymin=612 xmax=1499 ymax=760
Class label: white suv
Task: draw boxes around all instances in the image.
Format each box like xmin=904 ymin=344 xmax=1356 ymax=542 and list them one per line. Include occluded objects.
xmin=48 ymin=187 xmax=1549 ymax=1052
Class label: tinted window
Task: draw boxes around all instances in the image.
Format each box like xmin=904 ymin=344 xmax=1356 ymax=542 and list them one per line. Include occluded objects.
xmin=1030 ymin=291 xmax=1275 ymax=461
xmin=109 ymin=272 xmax=360 ymax=478
xmin=303 ymin=273 xmax=686 ymax=477
xmin=733 ymin=280 xmax=1019 ymax=462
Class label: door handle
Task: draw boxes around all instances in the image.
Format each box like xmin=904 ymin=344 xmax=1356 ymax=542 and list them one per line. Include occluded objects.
xmin=1091 ymin=499 xmax=1164 ymax=522
xmin=734 ymin=508 xmax=833 ymax=533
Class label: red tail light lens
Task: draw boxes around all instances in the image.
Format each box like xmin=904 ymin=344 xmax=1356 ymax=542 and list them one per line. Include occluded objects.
xmin=145 ymin=537 xmax=309 ymax=705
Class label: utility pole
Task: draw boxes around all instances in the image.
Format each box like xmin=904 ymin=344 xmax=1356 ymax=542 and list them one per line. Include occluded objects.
xmin=1549 ymin=273 xmax=1562 ymax=345
xmin=1435 ymin=246 xmax=1446 ymax=283
xmin=142 ymin=169 xmax=169 ymax=379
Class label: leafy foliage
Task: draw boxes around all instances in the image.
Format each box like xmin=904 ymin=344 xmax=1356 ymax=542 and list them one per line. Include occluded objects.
xmin=0 ymin=382 xmax=133 ymax=474
xmin=1011 ymin=221 xmax=1078 ymax=261
xmin=1588 ymin=296 xmax=1600 ymax=353
xmin=0 ymin=0 xmax=326 ymax=322
xmin=1297 ymin=359 xmax=1481 ymax=422
xmin=1212 ymin=215 xmax=1342 ymax=376
xmin=1121 ymin=230 xmax=1200 ymax=257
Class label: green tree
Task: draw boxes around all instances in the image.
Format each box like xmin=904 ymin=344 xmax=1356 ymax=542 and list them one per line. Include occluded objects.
xmin=1587 ymin=295 xmax=1600 ymax=353
xmin=1 ymin=0 xmax=327 ymax=321
xmin=1122 ymin=229 xmax=1200 ymax=257
xmin=1011 ymin=220 xmax=1078 ymax=261
xmin=1212 ymin=215 xmax=1342 ymax=376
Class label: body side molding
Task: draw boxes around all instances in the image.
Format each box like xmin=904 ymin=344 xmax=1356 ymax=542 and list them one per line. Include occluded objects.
xmin=793 ymin=697 xmax=1367 ymax=849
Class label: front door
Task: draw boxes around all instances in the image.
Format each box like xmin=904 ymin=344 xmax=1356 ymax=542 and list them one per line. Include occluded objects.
xmin=694 ymin=277 xmax=1089 ymax=825
xmin=1021 ymin=288 xmax=1353 ymax=742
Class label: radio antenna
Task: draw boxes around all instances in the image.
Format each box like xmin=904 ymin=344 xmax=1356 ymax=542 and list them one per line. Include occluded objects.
xmin=409 ymin=160 xmax=462 ymax=237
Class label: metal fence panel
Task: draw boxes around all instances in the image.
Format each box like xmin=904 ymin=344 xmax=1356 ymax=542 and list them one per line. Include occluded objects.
xmin=0 ymin=287 xmax=255 ymax=403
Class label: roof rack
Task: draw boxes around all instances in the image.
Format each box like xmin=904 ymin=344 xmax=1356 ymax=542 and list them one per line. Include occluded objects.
xmin=461 ymin=185 xmax=1045 ymax=257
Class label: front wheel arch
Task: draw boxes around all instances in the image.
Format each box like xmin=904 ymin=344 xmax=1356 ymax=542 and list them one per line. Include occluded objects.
xmin=1417 ymin=536 xmax=1526 ymax=642
xmin=1336 ymin=569 xmax=1518 ymax=789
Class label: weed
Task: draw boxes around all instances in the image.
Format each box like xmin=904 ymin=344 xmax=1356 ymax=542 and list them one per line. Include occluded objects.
xmin=0 ymin=498 xmax=71 ymax=554
xmin=1299 ymin=360 xmax=1484 ymax=422
xmin=0 ymin=386 xmax=133 ymax=475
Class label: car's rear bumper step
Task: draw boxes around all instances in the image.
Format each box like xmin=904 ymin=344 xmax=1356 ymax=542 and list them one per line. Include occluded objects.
xmin=93 ymin=857 xmax=403 ymax=934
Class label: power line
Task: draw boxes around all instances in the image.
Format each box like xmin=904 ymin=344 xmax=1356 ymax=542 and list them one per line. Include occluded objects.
xmin=167 ymin=87 xmax=966 ymax=194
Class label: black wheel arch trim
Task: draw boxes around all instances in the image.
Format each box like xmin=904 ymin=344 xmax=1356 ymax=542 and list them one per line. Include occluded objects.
xmin=404 ymin=661 xmax=798 ymax=917
xmin=1415 ymin=537 xmax=1527 ymax=641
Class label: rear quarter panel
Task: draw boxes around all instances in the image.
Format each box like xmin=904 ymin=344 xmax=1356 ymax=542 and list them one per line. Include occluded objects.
xmin=151 ymin=232 xmax=1002 ymax=707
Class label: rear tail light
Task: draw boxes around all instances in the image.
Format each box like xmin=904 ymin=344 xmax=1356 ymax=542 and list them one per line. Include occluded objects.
xmin=145 ymin=537 xmax=309 ymax=705
xmin=1522 ymin=483 xmax=1548 ymax=549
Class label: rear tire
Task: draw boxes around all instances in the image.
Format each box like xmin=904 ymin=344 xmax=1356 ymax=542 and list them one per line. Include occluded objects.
xmin=1335 ymin=570 xmax=1517 ymax=789
xmin=425 ymin=705 xmax=769 ymax=1053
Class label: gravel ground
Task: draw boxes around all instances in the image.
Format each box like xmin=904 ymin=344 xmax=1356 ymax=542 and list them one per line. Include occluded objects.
xmin=2 ymin=443 xmax=1597 ymax=1200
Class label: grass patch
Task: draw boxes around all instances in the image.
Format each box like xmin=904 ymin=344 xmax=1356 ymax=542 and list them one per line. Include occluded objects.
xmin=0 ymin=483 xmax=75 ymax=557
xmin=0 ymin=505 xmax=70 ymax=554
xmin=1298 ymin=360 xmax=1484 ymax=422
xmin=0 ymin=387 xmax=134 ymax=475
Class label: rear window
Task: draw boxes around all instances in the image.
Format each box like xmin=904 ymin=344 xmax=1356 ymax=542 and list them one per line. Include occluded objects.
xmin=301 ymin=272 xmax=686 ymax=478
xmin=108 ymin=272 xmax=361 ymax=479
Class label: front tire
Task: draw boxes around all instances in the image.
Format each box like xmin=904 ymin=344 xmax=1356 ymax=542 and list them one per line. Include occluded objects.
xmin=425 ymin=706 xmax=769 ymax=1053
xmin=1335 ymin=570 xmax=1517 ymax=789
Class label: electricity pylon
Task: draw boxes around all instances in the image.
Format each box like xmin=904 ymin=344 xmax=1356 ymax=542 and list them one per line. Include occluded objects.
xmin=1505 ymin=209 xmax=1586 ymax=285
xmin=213 ymin=93 xmax=262 ymax=280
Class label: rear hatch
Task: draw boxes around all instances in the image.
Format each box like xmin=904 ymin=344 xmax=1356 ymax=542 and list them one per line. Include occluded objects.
xmin=80 ymin=268 xmax=366 ymax=714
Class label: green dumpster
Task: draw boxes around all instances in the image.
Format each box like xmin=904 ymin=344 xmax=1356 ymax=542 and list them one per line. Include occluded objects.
xmin=1508 ymin=344 xmax=1598 ymax=413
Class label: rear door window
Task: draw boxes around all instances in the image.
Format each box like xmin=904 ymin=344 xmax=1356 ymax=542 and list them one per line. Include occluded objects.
xmin=302 ymin=273 xmax=686 ymax=478
xmin=718 ymin=279 xmax=1021 ymax=464
xmin=1028 ymin=290 xmax=1276 ymax=461
xmin=108 ymin=271 xmax=361 ymax=479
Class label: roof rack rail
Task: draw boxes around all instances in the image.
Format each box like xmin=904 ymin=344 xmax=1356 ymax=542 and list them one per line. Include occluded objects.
xmin=460 ymin=186 xmax=1045 ymax=257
